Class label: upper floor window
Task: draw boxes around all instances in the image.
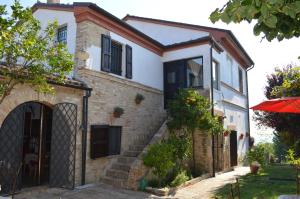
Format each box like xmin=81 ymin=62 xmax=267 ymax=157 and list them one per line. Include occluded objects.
xmin=212 ymin=60 xmax=220 ymax=90
xmin=186 ymin=57 xmax=203 ymax=88
xmin=238 ymin=67 xmax=244 ymax=93
xmin=57 ymin=26 xmax=67 ymax=44
xmin=111 ymin=41 xmax=122 ymax=76
xmin=101 ymin=34 xmax=132 ymax=78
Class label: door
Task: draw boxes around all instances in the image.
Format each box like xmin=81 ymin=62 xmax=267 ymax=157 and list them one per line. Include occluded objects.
xmin=230 ymin=131 xmax=238 ymax=167
xmin=0 ymin=106 xmax=25 ymax=195
xmin=49 ymin=103 xmax=77 ymax=189
xmin=214 ymin=134 xmax=224 ymax=172
xmin=164 ymin=60 xmax=186 ymax=106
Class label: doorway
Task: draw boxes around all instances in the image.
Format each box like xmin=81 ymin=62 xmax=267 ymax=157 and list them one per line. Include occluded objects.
xmin=230 ymin=131 xmax=238 ymax=167
xmin=21 ymin=102 xmax=52 ymax=187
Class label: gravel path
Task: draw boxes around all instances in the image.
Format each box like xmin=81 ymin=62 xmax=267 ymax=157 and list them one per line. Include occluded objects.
xmin=15 ymin=167 xmax=249 ymax=199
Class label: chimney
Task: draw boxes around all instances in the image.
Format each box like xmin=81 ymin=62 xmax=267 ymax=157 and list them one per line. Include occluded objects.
xmin=47 ymin=0 xmax=60 ymax=3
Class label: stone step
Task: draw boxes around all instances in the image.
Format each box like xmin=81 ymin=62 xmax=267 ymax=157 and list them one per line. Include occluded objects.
xmin=101 ymin=177 xmax=126 ymax=188
xmin=123 ymin=150 xmax=141 ymax=157
xmin=129 ymin=145 xmax=145 ymax=151
xmin=117 ymin=156 xmax=136 ymax=164
xmin=111 ymin=163 xmax=132 ymax=172
xmin=106 ymin=169 xmax=129 ymax=180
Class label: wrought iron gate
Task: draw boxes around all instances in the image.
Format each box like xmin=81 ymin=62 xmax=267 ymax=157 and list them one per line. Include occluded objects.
xmin=49 ymin=103 xmax=77 ymax=189
xmin=0 ymin=105 xmax=24 ymax=195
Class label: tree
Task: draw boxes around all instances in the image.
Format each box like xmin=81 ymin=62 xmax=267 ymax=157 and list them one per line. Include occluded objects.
xmin=0 ymin=1 xmax=73 ymax=104
xmin=210 ymin=0 xmax=300 ymax=41
xmin=254 ymin=65 xmax=300 ymax=146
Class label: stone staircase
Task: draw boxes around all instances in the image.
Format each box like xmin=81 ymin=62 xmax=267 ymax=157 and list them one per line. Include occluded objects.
xmin=101 ymin=121 xmax=168 ymax=189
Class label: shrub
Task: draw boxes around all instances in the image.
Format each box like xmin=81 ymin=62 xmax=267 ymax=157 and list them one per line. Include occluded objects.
xmin=113 ymin=106 xmax=124 ymax=118
xmin=286 ymin=149 xmax=300 ymax=168
xmin=135 ymin=93 xmax=145 ymax=104
xmin=170 ymin=170 xmax=189 ymax=187
xmin=245 ymin=144 xmax=266 ymax=167
xmin=143 ymin=141 xmax=175 ymax=180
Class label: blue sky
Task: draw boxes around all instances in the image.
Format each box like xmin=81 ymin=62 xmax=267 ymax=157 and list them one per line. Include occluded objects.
xmin=3 ymin=0 xmax=300 ymax=142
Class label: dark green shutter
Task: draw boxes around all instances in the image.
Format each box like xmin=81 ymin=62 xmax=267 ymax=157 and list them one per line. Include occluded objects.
xmin=101 ymin=34 xmax=111 ymax=72
xmin=90 ymin=125 xmax=109 ymax=159
xmin=126 ymin=45 xmax=132 ymax=79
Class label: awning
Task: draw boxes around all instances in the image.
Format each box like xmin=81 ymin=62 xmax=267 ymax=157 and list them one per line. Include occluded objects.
xmin=250 ymin=97 xmax=300 ymax=114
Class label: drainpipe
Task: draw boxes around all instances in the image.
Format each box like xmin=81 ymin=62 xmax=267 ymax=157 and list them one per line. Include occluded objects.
xmin=81 ymin=89 xmax=91 ymax=185
xmin=210 ymin=44 xmax=215 ymax=177
xmin=246 ymin=64 xmax=254 ymax=148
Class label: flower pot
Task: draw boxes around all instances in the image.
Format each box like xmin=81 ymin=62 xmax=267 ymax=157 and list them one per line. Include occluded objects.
xmin=239 ymin=134 xmax=244 ymax=140
xmin=250 ymin=164 xmax=260 ymax=174
xmin=135 ymin=98 xmax=142 ymax=105
xmin=224 ymin=131 xmax=230 ymax=137
xmin=113 ymin=112 xmax=121 ymax=118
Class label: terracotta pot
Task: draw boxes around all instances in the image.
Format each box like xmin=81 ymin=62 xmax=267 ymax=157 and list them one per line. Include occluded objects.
xmin=135 ymin=98 xmax=142 ymax=105
xmin=250 ymin=164 xmax=260 ymax=174
xmin=239 ymin=134 xmax=244 ymax=140
xmin=224 ymin=131 xmax=230 ymax=137
xmin=113 ymin=112 xmax=121 ymax=118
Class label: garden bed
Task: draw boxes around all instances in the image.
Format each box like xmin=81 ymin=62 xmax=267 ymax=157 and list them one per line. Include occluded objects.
xmin=145 ymin=173 xmax=212 ymax=196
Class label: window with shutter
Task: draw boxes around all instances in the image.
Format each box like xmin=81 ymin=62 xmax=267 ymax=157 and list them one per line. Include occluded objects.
xmin=90 ymin=125 xmax=122 ymax=159
xmin=126 ymin=45 xmax=132 ymax=79
xmin=101 ymin=34 xmax=111 ymax=72
xmin=111 ymin=41 xmax=122 ymax=76
xmin=90 ymin=125 xmax=109 ymax=159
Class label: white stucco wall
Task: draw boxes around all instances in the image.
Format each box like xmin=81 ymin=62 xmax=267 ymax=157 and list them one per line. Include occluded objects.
xmin=162 ymin=44 xmax=211 ymax=89
xmin=126 ymin=20 xmax=210 ymax=45
xmin=33 ymin=9 xmax=77 ymax=55
xmin=212 ymin=48 xmax=249 ymax=157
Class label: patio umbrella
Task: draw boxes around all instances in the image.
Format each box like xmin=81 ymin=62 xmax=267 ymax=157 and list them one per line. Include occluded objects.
xmin=250 ymin=97 xmax=300 ymax=113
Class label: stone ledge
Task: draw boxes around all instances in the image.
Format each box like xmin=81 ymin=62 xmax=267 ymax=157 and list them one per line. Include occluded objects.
xmin=77 ymin=68 xmax=163 ymax=95
xmin=145 ymin=173 xmax=212 ymax=196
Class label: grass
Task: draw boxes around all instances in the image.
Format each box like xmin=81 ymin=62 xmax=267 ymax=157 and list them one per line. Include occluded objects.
xmin=214 ymin=164 xmax=298 ymax=199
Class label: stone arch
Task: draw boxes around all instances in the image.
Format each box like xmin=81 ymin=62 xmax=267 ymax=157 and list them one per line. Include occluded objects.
xmin=0 ymin=84 xmax=83 ymax=127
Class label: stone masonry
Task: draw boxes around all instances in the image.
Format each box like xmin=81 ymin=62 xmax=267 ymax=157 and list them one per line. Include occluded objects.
xmin=77 ymin=69 xmax=166 ymax=184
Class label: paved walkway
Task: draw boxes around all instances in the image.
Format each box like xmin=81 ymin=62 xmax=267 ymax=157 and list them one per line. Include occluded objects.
xmin=167 ymin=167 xmax=250 ymax=199
xmin=14 ymin=167 xmax=249 ymax=199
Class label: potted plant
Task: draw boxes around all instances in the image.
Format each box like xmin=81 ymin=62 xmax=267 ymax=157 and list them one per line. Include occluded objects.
xmin=135 ymin=93 xmax=145 ymax=104
xmin=113 ymin=107 xmax=124 ymax=118
xmin=224 ymin=130 xmax=230 ymax=137
xmin=245 ymin=145 xmax=265 ymax=174
xmin=239 ymin=133 xmax=244 ymax=140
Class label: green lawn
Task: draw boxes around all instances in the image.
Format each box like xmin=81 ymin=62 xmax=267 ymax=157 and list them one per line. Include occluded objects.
xmin=214 ymin=164 xmax=298 ymax=199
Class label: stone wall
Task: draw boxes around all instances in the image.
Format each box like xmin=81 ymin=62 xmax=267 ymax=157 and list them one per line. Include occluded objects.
xmin=0 ymin=83 xmax=84 ymax=186
xmin=77 ymin=69 xmax=166 ymax=184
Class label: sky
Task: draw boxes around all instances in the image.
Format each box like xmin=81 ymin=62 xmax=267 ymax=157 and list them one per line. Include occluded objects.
xmin=3 ymin=0 xmax=300 ymax=142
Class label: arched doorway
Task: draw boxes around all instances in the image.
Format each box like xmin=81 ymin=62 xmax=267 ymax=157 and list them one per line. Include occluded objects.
xmin=0 ymin=101 xmax=77 ymax=195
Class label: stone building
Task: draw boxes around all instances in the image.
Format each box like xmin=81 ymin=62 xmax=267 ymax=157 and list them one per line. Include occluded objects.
xmin=0 ymin=0 xmax=254 ymax=195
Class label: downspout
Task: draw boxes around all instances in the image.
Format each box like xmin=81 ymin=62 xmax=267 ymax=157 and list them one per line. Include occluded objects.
xmin=81 ymin=89 xmax=91 ymax=185
xmin=246 ymin=64 xmax=254 ymax=148
xmin=210 ymin=44 xmax=215 ymax=177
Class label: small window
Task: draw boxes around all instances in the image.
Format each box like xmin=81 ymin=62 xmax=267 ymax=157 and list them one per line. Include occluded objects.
xmin=186 ymin=57 xmax=203 ymax=87
xmin=111 ymin=41 xmax=122 ymax=76
xmin=90 ymin=125 xmax=122 ymax=159
xmin=57 ymin=26 xmax=67 ymax=44
xmin=213 ymin=60 xmax=220 ymax=90
xmin=238 ymin=68 xmax=244 ymax=93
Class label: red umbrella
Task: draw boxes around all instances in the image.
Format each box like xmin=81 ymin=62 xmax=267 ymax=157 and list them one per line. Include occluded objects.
xmin=250 ymin=97 xmax=300 ymax=113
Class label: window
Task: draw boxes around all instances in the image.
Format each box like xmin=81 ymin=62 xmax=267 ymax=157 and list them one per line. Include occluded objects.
xmin=111 ymin=41 xmax=122 ymax=75
xmin=101 ymin=34 xmax=132 ymax=78
xmin=57 ymin=26 xmax=67 ymax=43
xmin=238 ymin=68 xmax=244 ymax=93
xmin=90 ymin=125 xmax=122 ymax=159
xmin=186 ymin=57 xmax=203 ymax=87
xmin=213 ymin=60 xmax=220 ymax=90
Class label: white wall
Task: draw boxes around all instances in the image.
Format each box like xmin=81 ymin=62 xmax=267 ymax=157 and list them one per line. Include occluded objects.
xmin=33 ymin=9 xmax=77 ymax=56
xmin=126 ymin=20 xmax=209 ymax=45
xmin=163 ymin=44 xmax=211 ymax=89
xmin=212 ymin=48 xmax=249 ymax=157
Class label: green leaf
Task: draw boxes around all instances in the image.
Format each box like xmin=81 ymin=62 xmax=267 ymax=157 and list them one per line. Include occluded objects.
xmin=220 ymin=12 xmax=231 ymax=23
xmin=264 ymin=14 xmax=277 ymax=28
xmin=209 ymin=9 xmax=221 ymax=23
